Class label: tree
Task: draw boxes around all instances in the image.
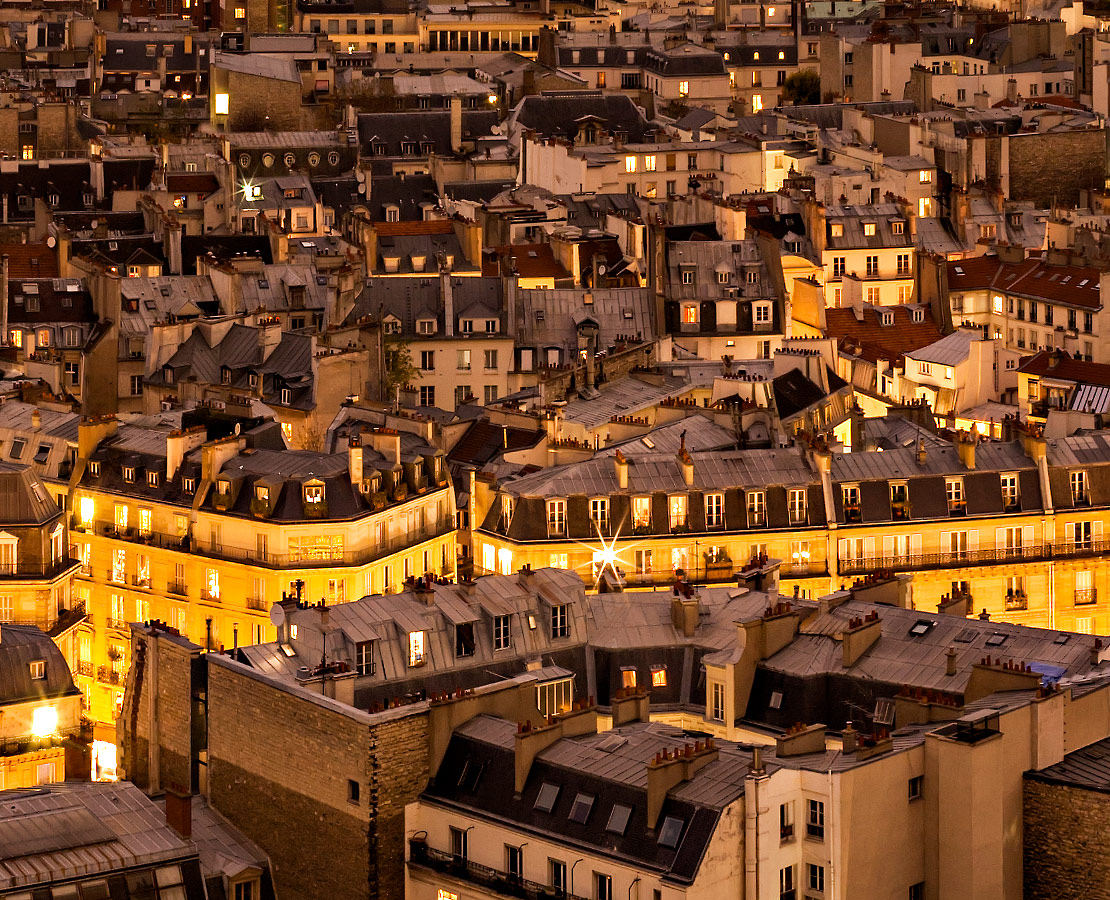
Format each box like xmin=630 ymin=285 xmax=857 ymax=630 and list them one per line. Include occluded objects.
xmin=780 ymin=69 xmax=822 ymax=107
xmin=384 ymin=339 xmax=419 ymax=399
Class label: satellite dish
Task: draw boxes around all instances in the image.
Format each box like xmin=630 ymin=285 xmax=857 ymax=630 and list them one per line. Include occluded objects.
xmin=46 ymin=235 xmax=57 ymax=248
xmin=269 ymin=603 xmax=286 ymax=627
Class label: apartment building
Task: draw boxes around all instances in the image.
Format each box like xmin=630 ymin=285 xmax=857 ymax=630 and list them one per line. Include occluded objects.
xmin=474 ymin=423 xmax=1110 ymax=630
xmin=0 ymin=624 xmax=86 ymax=789
xmin=66 ymin=415 xmax=455 ymax=732
xmin=943 ymin=252 xmax=1108 ymax=364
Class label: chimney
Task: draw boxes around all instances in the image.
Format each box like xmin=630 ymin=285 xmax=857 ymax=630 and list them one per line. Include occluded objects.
xmin=679 ymin=449 xmax=694 ymax=486
xmin=200 ymin=435 xmax=244 ymax=485
xmin=367 ymin=428 xmax=401 ymax=466
xmin=916 ymin=437 xmax=927 ymax=466
xmin=956 ymin=430 xmax=977 ymax=470
xmin=670 ymin=593 xmax=699 ymax=637
xmin=946 ymin=646 xmax=958 ymax=677
xmin=978 ymin=608 xmax=990 ymax=621
xmin=841 ymin=611 xmax=882 ymax=667
xmin=515 ymin=705 xmax=598 ymax=791
xmin=610 ymin=688 xmax=650 ymax=726
xmin=646 ymin=740 xmax=718 ymax=829
xmin=441 ymin=269 xmax=455 ymax=337
xmin=348 ymin=434 xmax=364 ymax=487
xmin=449 ymin=95 xmax=463 ymax=155
xmin=165 ymin=790 xmax=192 ymax=838
xmin=614 ymin=450 xmax=628 ymax=489
xmin=31 ymin=409 xmax=41 ymax=431
xmin=775 ymin=723 xmax=827 ymax=757
xmin=523 ymin=67 xmax=536 ymax=96
xmin=165 ymin=425 xmax=206 ymax=481
xmin=841 ymin=722 xmax=858 ymax=753
xmin=518 ymin=564 xmax=535 ymax=591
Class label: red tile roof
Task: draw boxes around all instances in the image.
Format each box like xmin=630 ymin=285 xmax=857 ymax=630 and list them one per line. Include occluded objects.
xmin=481 ymin=243 xmax=571 ymax=280
xmin=1018 ymin=349 xmax=1110 ymax=387
xmin=825 ymin=305 xmax=945 ymax=365
xmin=947 ymin=255 xmax=1103 ymax=310
xmin=0 ymin=242 xmax=59 ymax=278
xmin=374 ymin=220 xmax=455 ymax=236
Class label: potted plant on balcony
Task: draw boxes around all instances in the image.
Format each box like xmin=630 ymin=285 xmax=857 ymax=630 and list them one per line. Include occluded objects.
xmin=703 ymin=547 xmax=732 ymax=580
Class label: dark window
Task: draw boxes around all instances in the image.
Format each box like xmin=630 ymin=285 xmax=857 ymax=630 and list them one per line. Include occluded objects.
xmin=455 ymin=622 xmax=475 ymax=658
xmin=908 ymin=775 xmax=924 ymax=800
xmin=658 ymin=815 xmax=684 ymax=848
xmin=605 ymin=804 xmax=632 ymax=835
xmin=458 ymin=758 xmax=485 ymax=792
xmin=568 ymin=792 xmax=594 ymax=824
xmin=535 ymin=782 xmax=560 ymax=812
xmin=347 ymin=779 xmax=360 ymax=802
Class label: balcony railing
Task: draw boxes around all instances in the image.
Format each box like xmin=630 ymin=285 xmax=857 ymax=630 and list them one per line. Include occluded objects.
xmin=105 ymin=618 xmax=129 ymax=631
xmin=1005 ymin=591 xmax=1028 ymax=611
xmin=74 ymin=660 xmax=94 ymax=677
xmin=246 ymin=596 xmax=268 ymax=611
xmin=0 ymin=557 xmax=79 ymax=580
xmin=839 ymin=538 xmax=1110 ymax=576
xmin=97 ymin=666 xmax=125 ymax=685
xmin=1076 ymin=587 xmax=1098 ymax=606
xmin=409 ymin=840 xmax=589 ymax=900
xmin=73 ymin=516 xmax=455 ymax=570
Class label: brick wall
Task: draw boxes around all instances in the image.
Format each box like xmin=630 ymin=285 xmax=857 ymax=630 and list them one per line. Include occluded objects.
xmin=205 ymin=662 xmax=432 ymax=900
xmin=1007 ymin=129 xmax=1107 ymax=208
xmin=1024 ymin=777 xmax=1110 ymax=899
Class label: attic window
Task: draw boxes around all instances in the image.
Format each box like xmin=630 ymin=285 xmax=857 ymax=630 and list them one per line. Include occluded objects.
xmin=880 ymin=311 xmax=894 ymax=326
xmin=892 ymin=221 xmax=905 ymax=234
xmin=985 ymin=633 xmax=1007 ymax=647
xmin=568 ymin=793 xmax=595 ymax=824
xmin=89 ymin=461 xmax=100 ymax=477
xmin=535 ymin=782 xmax=560 ymax=813
xmin=184 ymin=477 xmax=196 ymax=493
xmin=953 ymin=266 xmax=964 ymax=276
xmin=147 ymin=471 xmax=158 ymax=488
xmin=909 ymin=619 xmax=935 ymax=637
xmin=606 ymin=804 xmax=632 ymax=835
xmin=1053 ymin=633 xmax=1070 ymax=644
xmin=304 ymin=482 xmax=325 ymax=504
xmin=255 ymin=485 xmax=269 ymax=502
xmin=34 ymin=444 xmax=49 ymax=464
xmin=658 ymin=816 xmax=685 ymax=849
xmin=863 ymin=223 xmax=877 ymax=236
xmin=123 ymin=466 xmax=135 ymax=483
xmin=258 ymin=279 xmax=269 ymax=289
xmin=911 ymin=308 xmax=924 ymax=323
xmin=281 ymin=387 xmax=291 ymax=404
xmin=9 ymin=439 xmax=25 ymax=460
xmin=457 ymin=758 xmax=485 ymax=792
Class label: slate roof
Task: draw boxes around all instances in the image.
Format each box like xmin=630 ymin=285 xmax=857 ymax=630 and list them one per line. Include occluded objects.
xmin=448 ymin=419 xmax=545 ymax=467
xmin=356 ymin=110 xmax=499 ymax=156
xmin=7 ymin=278 xmax=95 ymax=325
xmin=1026 ymin=734 xmax=1110 ymax=793
xmin=511 ymin=93 xmax=652 ymax=143
xmin=904 ymin=329 xmax=984 ymax=366
xmin=1019 ymin=350 xmax=1110 ymax=388
xmin=369 ymin=173 xmax=439 ymax=222
xmin=0 ymin=462 xmax=61 ymax=525
xmin=481 ymin=243 xmax=571 ymax=280
xmin=643 ymin=43 xmax=728 ymax=76
xmin=0 ymin=624 xmax=78 ymax=706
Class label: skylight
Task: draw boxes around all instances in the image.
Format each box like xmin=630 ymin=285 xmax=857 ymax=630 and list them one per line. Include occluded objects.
xmin=568 ymin=792 xmax=595 ymax=824
xmin=534 ymin=782 xmax=560 ymax=813
xmin=985 ymin=633 xmax=1007 ymax=647
xmin=909 ymin=619 xmax=935 ymax=637
xmin=606 ymin=804 xmax=632 ymax=835
xmin=658 ymin=816 xmax=684 ymax=848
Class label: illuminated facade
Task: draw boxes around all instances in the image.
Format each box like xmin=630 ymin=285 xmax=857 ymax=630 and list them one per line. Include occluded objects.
xmin=67 ymin=416 xmax=456 ymax=733
xmin=474 ymin=428 xmax=1110 ymax=633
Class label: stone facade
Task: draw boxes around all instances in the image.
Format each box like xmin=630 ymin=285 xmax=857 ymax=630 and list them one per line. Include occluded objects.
xmin=1023 ymin=777 xmax=1110 ymax=899
xmin=1007 ymin=129 xmax=1107 ymax=208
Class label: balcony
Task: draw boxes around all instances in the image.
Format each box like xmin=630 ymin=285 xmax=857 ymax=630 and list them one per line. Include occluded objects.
xmin=788 ymin=510 xmax=807 ymax=526
xmin=97 ymin=666 xmax=125 ymax=685
xmin=947 ymin=500 xmax=967 ymax=517
xmin=843 ymin=504 xmax=862 ymax=524
xmin=1076 ymin=587 xmax=1098 ymax=606
xmin=1004 ymin=590 xmax=1028 ymax=611
xmin=408 ymin=839 xmax=588 ymax=900
xmin=0 ymin=557 xmax=79 ymax=580
xmin=74 ymin=660 xmax=95 ymax=677
xmin=167 ymin=581 xmax=187 ymax=596
xmin=891 ymin=501 xmax=910 ymax=521
xmin=105 ymin=617 xmax=129 ymax=631
xmin=839 ymin=537 xmax=1110 ymax=576
xmin=246 ymin=596 xmax=269 ymax=611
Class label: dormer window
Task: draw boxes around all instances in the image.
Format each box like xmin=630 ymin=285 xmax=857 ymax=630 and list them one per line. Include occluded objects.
xmin=1071 ymin=470 xmax=1090 ymax=505
xmin=163 ymin=366 xmax=174 ymax=384
xmin=304 ymin=482 xmax=325 ymax=504
xmin=408 ymin=630 xmax=426 ymax=666
xmin=184 ymin=477 xmax=196 ymax=494
xmin=123 ymin=466 xmax=135 ymax=483
xmin=249 ymin=373 xmax=258 ymax=388
xmin=830 ymin=223 xmax=844 ymax=238
xmin=892 ymin=220 xmax=905 ymax=234
xmin=256 ymin=485 xmax=269 ymax=502
xmin=89 ymin=461 xmax=100 ymax=477
xmin=221 ymin=367 xmax=232 ymax=385
xmin=280 ymin=387 xmax=291 ymax=404
xmin=863 ymin=223 xmax=877 ymax=236
xmin=147 ymin=471 xmax=158 ymax=488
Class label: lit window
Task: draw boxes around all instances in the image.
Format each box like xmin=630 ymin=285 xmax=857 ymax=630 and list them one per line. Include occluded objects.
xmin=644 ymin=155 xmax=656 ymax=172
xmin=214 ymin=93 xmax=229 ymax=115
xmin=679 ymin=80 xmax=689 ymax=96
xmin=32 ymin=705 xmax=57 ymax=737
xmin=624 ymin=155 xmax=637 ymax=174
xmin=234 ymin=6 xmax=245 ymax=16
xmin=651 ymin=665 xmax=667 ymax=687
xmin=919 ymin=170 xmax=932 ymax=183
xmin=409 ymin=630 xmax=425 ymax=666
xmin=752 ymin=94 xmax=763 ymax=113
xmin=79 ymin=496 xmax=94 ymax=525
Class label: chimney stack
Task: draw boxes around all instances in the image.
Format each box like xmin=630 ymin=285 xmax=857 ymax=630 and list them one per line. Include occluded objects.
xmin=1 ymin=254 xmax=8 ymax=348
xmin=614 ymin=450 xmax=628 ymax=489
xmin=679 ymin=449 xmax=694 ymax=486
xmin=449 ymin=95 xmax=463 ymax=155
xmin=916 ymin=437 xmax=927 ymax=466
xmin=946 ymin=646 xmax=958 ymax=677
xmin=348 ymin=434 xmax=364 ymax=487
xmin=956 ymin=430 xmax=977 ymax=470
xmin=165 ymin=790 xmax=192 ymax=838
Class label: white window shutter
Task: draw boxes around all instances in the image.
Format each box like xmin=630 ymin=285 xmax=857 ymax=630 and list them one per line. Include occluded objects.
xmin=996 ymin=527 xmax=1006 ymax=548
xmin=1095 ymin=521 xmax=1104 ymax=542
xmin=883 ymin=536 xmax=895 ymax=558
xmin=940 ymin=531 xmax=950 ymax=554
xmin=968 ymin=530 xmax=979 ymax=553
xmin=838 ymin=538 xmax=847 ymax=561
xmin=1023 ymin=525 xmax=1034 ymax=546
xmin=864 ymin=536 xmax=875 ymax=559
xmin=1065 ymin=522 xmax=1075 ymax=545
xmin=910 ymin=533 xmax=922 ymax=555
